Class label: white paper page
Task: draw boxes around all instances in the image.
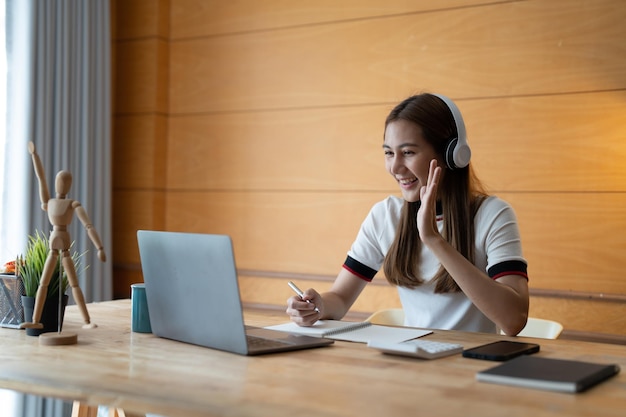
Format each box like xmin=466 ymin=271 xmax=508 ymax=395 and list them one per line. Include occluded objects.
xmin=329 ymin=325 xmax=431 ymax=343
xmin=266 ymin=320 xmax=432 ymax=343
xmin=265 ymin=320 xmax=369 ymax=337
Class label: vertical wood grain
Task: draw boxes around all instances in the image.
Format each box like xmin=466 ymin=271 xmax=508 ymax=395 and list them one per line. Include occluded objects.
xmin=112 ymin=0 xmax=170 ymax=297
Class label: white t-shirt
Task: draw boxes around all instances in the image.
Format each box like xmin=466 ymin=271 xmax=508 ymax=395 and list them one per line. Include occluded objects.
xmin=345 ymin=195 xmax=527 ymax=333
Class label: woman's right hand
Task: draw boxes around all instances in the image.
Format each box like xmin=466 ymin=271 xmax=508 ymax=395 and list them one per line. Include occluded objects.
xmin=286 ymin=287 xmax=322 ymax=327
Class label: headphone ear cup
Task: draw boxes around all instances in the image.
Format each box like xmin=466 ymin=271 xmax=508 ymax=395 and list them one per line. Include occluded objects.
xmin=445 ymin=137 xmax=472 ymax=170
xmin=445 ymin=137 xmax=458 ymax=169
xmin=453 ymin=141 xmax=471 ymax=169
xmin=434 ymin=93 xmax=471 ymax=170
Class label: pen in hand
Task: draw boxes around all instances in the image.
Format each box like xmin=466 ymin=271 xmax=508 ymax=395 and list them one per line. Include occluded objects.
xmin=288 ymin=281 xmax=320 ymax=313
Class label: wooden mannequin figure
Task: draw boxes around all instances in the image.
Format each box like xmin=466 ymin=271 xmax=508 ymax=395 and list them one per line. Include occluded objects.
xmin=20 ymin=141 xmax=106 ymax=344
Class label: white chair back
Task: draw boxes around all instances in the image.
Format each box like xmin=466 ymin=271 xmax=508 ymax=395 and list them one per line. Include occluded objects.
xmin=368 ymin=309 xmax=564 ymax=339
xmin=516 ymin=317 xmax=564 ymax=339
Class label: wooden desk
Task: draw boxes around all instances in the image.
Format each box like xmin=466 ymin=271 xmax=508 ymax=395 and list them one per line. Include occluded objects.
xmin=0 ymin=300 xmax=624 ymax=417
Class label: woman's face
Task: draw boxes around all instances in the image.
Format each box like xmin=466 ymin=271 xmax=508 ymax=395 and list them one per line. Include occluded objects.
xmin=383 ymin=119 xmax=443 ymax=202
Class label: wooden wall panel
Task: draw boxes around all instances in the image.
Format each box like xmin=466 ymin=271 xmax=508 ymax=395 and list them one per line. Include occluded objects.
xmin=504 ymin=193 xmax=626 ymax=294
xmin=468 ymin=92 xmax=626 ymax=192
xmin=167 ymin=105 xmax=392 ymax=191
xmin=165 ymin=191 xmax=383 ymax=274
xmin=112 ymin=190 xmax=163 ymax=294
xmin=115 ymin=39 xmax=169 ymax=114
xmin=113 ymin=269 xmax=144 ymax=300
xmin=530 ymin=296 xmax=626 ymax=335
xmin=170 ymin=0 xmax=496 ymax=39
xmin=114 ymin=115 xmax=167 ymax=189
xmin=167 ymin=91 xmax=625 ymax=193
xmin=115 ymin=0 xmax=170 ymax=40
xmin=113 ymin=190 xmax=166 ymax=265
xmin=112 ymin=0 xmax=170 ymax=298
xmin=169 ymin=0 xmax=626 ymax=113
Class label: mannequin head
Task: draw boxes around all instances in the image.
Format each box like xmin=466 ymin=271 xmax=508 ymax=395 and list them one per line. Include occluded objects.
xmin=55 ymin=170 xmax=73 ymax=197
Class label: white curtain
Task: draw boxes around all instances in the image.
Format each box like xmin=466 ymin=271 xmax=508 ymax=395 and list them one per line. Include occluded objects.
xmin=25 ymin=0 xmax=112 ymax=302
xmin=2 ymin=0 xmax=112 ymax=416
xmin=0 ymin=0 xmax=30 ymax=261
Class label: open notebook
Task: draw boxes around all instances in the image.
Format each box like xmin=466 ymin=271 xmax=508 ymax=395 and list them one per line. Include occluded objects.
xmin=266 ymin=320 xmax=431 ymax=344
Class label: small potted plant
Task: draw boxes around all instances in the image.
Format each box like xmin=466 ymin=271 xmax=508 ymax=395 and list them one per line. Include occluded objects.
xmin=16 ymin=231 xmax=84 ymax=336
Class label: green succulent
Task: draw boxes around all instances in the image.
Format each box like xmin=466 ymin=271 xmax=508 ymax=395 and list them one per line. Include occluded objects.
xmin=17 ymin=230 xmax=85 ymax=298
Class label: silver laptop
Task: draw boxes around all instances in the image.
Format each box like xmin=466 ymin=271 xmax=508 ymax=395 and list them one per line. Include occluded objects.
xmin=136 ymin=230 xmax=333 ymax=355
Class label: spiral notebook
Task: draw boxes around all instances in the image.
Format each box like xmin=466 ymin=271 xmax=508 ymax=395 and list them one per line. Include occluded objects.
xmin=265 ymin=320 xmax=431 ymax=344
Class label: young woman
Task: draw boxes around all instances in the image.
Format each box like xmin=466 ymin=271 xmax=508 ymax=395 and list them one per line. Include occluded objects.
xmin=286 ymin=93 xmax=529 ymax=336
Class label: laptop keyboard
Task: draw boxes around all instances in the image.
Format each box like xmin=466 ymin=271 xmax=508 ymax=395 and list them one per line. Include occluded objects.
xmin=247 ymin=335 xmax=292 ymax=349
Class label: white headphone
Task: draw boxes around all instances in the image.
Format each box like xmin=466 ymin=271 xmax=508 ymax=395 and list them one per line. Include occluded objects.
xmin=434 ymin=94 xmax=471 ymax=169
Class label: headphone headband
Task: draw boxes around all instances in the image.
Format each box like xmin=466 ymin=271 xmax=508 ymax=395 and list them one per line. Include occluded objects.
xmin=433 ymin=94 xmax=471 ymax=169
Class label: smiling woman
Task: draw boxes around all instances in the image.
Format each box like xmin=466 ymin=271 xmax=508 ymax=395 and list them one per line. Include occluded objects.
xmin=286 ymin=93 xmax=529 ymax=337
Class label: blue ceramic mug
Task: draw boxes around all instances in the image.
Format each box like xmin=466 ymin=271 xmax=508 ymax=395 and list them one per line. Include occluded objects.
xmin=131 ymin=283 xmax=152 ymax=333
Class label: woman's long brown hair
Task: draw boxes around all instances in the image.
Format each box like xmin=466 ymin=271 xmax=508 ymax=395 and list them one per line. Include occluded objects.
xmin=382 ymin=94 xmax=487 ymax=293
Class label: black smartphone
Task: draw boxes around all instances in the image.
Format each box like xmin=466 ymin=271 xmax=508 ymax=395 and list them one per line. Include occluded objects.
xmin=462 ymin=340 xmax=540 ymax=361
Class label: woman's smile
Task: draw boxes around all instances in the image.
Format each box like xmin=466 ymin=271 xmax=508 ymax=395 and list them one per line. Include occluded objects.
xmin=397 ymin=176 xmax=418 ymax=188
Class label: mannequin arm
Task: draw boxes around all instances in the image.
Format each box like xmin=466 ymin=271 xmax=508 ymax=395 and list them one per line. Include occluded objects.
xmin=73 ymin=202 xmax=107 ymax=262
xmin=28 ymin=141 xmax=50 ymax=209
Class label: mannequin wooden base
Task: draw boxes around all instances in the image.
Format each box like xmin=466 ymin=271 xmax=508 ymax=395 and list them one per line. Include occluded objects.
xmin=39 ymin=331 xmax=78 ymax=346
